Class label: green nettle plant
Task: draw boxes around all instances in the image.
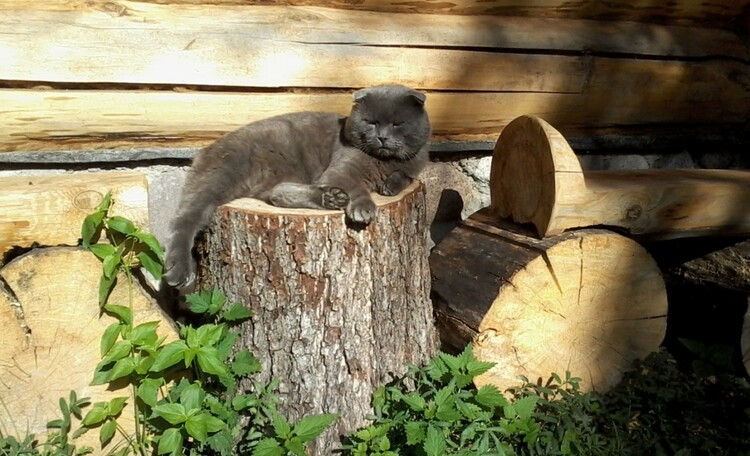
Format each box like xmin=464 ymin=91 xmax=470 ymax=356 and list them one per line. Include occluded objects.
xmin=342 ymin=345 xmax=608 ymax=456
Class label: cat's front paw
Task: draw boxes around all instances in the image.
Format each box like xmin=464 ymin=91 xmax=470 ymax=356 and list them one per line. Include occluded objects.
xmin=380 ymin=172 xmax=412 ymax=196
xmin=321 ymin=186 xmax=350 ymax=209
xmin=346 ymin=198 xmax=376 ymax=224
xmin=163 ymin=258 xmax=197 ymax=294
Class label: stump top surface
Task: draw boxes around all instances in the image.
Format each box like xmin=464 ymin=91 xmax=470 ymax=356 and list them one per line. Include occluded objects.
xmin=223 ymin=181 xmax=422 ymax=215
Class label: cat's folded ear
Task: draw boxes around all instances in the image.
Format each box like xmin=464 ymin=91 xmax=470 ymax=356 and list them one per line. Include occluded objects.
xmin=353 ymin=88 xmax=369 ymax=103
xmin=408 ymin=90 xmax=426 ymax=107
xmin=353 ymin=85 xmax=426 ymax=107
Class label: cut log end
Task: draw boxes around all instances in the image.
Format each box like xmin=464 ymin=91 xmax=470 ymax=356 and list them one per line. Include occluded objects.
xmin=0 ymin=248 xmax=177 ymax=451
xmin=431 ymin=211 xmax=668 ymax=394
xmin=489 ymin=115 xmax=584 ymax=238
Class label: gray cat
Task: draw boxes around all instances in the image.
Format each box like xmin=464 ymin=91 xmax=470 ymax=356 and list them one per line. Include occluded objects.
xmin=164 ymin=84 xmax=431 ymax=292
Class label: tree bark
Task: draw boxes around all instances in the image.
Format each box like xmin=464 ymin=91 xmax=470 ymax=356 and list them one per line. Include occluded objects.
xmin=195 ymin=182 xmax=438 ymax=455
xmin=430 ymin=209 xmax=668 ymax=393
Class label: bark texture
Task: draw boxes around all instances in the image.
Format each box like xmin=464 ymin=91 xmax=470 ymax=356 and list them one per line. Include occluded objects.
xmin=195 ymin=182 xmax=438 ymax=455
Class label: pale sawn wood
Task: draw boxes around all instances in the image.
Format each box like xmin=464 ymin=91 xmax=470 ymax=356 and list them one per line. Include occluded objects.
xmin=3 ymin=57 xmax=749 ymax=153
xmin=0 ymin=172 xmax=149 ymax=259
xmin=490 ymin=115 xmax=750 ymax=239
xmin=430 ymin=210 xmax=668 ymax=393
xmin=7 ymin=0 xmax=747 ymax=28
xmin=0 ymin=247 xmax=178 ymax=452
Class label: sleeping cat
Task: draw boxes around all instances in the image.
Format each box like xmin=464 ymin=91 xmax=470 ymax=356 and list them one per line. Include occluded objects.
xmin=164 ymin=84 xmax=431 ymax=292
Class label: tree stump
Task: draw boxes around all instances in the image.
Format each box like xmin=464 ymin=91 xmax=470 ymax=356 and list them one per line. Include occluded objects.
xmin=0 ymin=247 xmax=177 ymax=452
xmin=195 ymin=181 xmax=439 ymax=455
xmin=430 ymin=210 xmax=668 ymax=393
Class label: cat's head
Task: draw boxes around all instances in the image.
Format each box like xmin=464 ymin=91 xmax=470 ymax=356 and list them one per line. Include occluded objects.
xmin=344 ymin=85 xmax=431 ymax=160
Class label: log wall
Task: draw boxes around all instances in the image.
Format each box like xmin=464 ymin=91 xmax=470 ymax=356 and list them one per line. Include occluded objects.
xmin=1 ymin=0 xmax=749 ymax=155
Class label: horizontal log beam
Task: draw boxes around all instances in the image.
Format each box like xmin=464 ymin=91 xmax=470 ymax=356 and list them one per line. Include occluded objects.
xmin=2 ymin=59 xmax=748 ymax=153
xmin=1 ymin=3 xmax=747 ymax=91
xmin=7 ymin=0 xmax=746 ymax=29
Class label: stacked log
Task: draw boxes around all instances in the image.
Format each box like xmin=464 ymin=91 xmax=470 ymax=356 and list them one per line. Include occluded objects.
xmin=1 ymin=0 xmax=748 ymax=153
xmin=431 ymin=115 xmax=750 ymax=392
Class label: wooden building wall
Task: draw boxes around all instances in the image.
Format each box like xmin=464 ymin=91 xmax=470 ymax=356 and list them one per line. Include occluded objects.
xmin=1 ymin=0 xmax=749 ymax=155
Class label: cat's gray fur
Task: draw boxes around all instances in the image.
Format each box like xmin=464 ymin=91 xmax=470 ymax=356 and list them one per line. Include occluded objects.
xmin=164 ymin=84 xmax=431 ymax=292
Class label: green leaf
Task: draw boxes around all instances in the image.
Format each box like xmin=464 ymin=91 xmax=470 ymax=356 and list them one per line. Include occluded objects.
xmin=292 ymin=413 xmax=338 ymax=442
xmin=475 ymin=384 xmax=508 ymax=409
xmin=272 ymin=412 xmax=292 ymax=440
xmin=150 ymin=340 xmax=188 ymax=372
xmin=81 ymin=211 xmax=105 ymax=248
xmin=81 ymin=403 xmax=109 ymax=427
xmin=106 ymin=216 xmax=137 ymax=236
xmin=179 ymin=383 xmax=203 ymax=411
xmin=184 ymin=413 xmax=225 ymax=443
xmin=196 ymin=347 xmax=229 ymax=376
xmin=439 ymin=351 xmax=463 ymax=374
xmin=222 ymin=302 xmax=253 ymax=322
xmin=195 ymin=324 xmax=224 ymax=348
xmin=96 ymin=191 xmax=113 ymax=213
xmin=285 ymin=437 xmax=307 ymax=456
xmin=128 ymin=321 xmax=160 ymax=347
xmin=89 ymin=243 xmax=116 ymax=261
xmin=107 ymin=397 xmax=127 ymax=416
xmin=47 ymin=418 xmax=65 ymax=429
xmin=99 ymin=340 xmax=132 ymax=366
xmin=423 ymin=425 xmax=446 ymax=456
xmin=185 ymin=414 xmax=208 ymax=442
xmin=404 ymin=421 xmax=426 ymax=445
xmin=253 ymin=438 xmax=283 ymax=456
xmin=216 ymin=331 xmax=238 ymax=360
xmin=434 ymin=384 xmax=455 ymax=408
xmin=513 ymin=396 xmax=538 ymax=421
xmin=99 ymin=419 xmax=117 ymax=446
xmin=98 ymin=273 xmax=117 ymax=307
xmin=100 ymin=323 xmax=123 ymax=357
xmin=137 ymin=378 xmax=163 ymax=407
xmin=102 ymin=253 xmax=121 ymax=279
xmin=104 ymin=357 xmax=135 ymax=383
xmin=184 ymin=292 xmax=210 ymax=314
xmin=103 ymin=304 xmax=132 ymax=325
xmin=232 ymin=350 xmax=262 ymax=377
xmin=466 ymin=358 xmax=496 ymax=378
xmin=137 ymin=250 xmax=164 ymax=280
xmin=185 ymin=288 xmax=226 ymax=315
xmin=402 ymin=392 xmax=427 ymax=412
xmin=231 ymin=394 xmax=259 ymax=411
xmin=436 ymin=404 xmax=462 ymax=422
xmin=157 ymin=428 xmax=183 ymax=455
xmin=134 ymin=231 xmax=165 ymax=262
xmin=153 ymin=403 xmax=188 ymax=425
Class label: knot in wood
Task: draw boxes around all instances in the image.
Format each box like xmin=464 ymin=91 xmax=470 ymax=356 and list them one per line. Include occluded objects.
xmin=625 ymin=204 xmax=643 ymax=221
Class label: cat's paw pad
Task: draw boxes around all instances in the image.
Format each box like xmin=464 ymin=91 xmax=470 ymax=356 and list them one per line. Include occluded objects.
xmin=321 ymin=187 xmax=349 ymax=209
xmin=346 ymin=199 xmax=376 ymax=224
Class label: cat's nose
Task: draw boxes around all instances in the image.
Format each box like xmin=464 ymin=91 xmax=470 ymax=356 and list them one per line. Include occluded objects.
xmin=377 ymin=136 xmax=388 ymax=145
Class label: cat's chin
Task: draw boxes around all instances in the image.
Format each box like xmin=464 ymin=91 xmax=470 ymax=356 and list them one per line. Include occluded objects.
xmin=365 ymin=146 xmax=417 ymax=161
